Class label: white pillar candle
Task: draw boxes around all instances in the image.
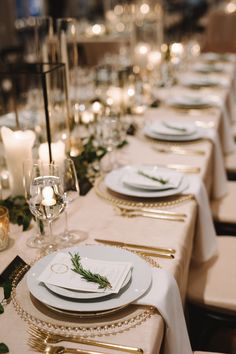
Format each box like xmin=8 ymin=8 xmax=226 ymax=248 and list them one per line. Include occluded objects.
xmin=38 ymin=141 xmax=66 ymax=166
xmin=1 ymin=127 xmax=36 ymax=197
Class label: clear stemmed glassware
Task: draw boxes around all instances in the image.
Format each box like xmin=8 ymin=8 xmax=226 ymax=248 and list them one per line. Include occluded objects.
xmin=99 ymin=111 xmax=123 ymax=173
xmin=58 ymin=158 xmax=88 ymax=247
xmin=23 ymin=159 xmax=49 ymax=249
xmin=28 ymin=162 xmax=65 ymax=253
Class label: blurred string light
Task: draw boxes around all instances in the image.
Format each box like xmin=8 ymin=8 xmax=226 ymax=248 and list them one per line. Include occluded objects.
xmin=225 ymin=1 xmax=236 ymax=13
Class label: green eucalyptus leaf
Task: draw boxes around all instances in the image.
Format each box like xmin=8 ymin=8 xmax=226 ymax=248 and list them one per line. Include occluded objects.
xmin=0 ymin=304 xmax=4 ymax=314
xmin=0 ymin=343 xmax=9 ymax=353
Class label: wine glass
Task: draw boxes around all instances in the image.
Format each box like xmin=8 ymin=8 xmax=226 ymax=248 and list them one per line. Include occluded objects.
xmin=99 ymin=111 xmax=124 ymax=172
xmin=23 ymin=159 xmax=49 ymax=248
xmin=58 ymin=158 xmax=88 ymax=246
xmin=28 ymin=162 xmax=65 ymax=253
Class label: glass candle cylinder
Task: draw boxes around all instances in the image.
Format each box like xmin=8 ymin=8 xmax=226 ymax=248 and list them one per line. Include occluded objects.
xmin=0 ymin=206 xmax=9 ymax=251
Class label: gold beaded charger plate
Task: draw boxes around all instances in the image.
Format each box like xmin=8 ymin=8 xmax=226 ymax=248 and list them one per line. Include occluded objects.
xmin=12 ymin=259 xmax=156 ymax=337
xmin=26 ymin=245 xmax=152 ymax=313
xmin=95 ymin=175 xmax=194 ymax=208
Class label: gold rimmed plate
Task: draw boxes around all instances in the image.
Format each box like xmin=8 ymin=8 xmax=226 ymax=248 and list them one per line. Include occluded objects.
xmin=26 ymin=245 xmax=152 ymax=313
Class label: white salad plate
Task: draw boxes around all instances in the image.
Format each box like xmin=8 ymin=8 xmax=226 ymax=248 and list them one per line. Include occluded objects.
xmin=148 ymin=121 xmax=197 ymax=137
xmin=26 ymin=245 xmax=152 ymax=313
xmin=144 ymin=125 xmax=203 ymax=142
xmin=104 ymin=165 xmax=189 ymax=198
xmin=165 ymin=95 xmax=214 ymax=109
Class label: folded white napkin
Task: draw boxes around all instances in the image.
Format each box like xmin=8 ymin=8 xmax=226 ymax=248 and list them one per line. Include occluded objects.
xmin=201 ymin=129 xmax=228 ymax=199
xmin=135 ymin=268 xmax=192 ymax=354
xmin=229 ymin=88 xmax=236 ymax=123
xmin=185 ymin=176 xmax=218 ymax=262
xmin=122 ymin=167 xmax=183 ymax=190
xmin=207 ymin=96 xmax=235 ymax=154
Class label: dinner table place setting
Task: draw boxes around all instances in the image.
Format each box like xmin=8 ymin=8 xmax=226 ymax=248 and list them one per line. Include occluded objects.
xmin=102 ymin=160 xmax=218 ymax=263
xmin=6 ymin=236 xmax=194 ymax=354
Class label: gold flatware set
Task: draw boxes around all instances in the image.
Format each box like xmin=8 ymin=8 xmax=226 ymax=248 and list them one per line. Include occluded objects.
xmin=115 ymin=205 xmax=186 ymax=223
xmin=152 ymin=145 xmax=205 ymax=156
xmin=95 ymin=238 xmax=176 ymax=259
xmin=28 ymin=326 xmax=143 ymax=353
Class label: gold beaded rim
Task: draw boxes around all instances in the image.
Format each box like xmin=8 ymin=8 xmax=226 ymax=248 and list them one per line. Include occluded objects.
xmin=95 ymin=175 xmax=194 ymax=209
xmin=11 ymin=255 xmax=158 ymax=337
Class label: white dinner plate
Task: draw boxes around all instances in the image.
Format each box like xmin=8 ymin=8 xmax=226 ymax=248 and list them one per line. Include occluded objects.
xmin=144 ymin=125 xmax=203 ymax=142
xmin=149 ymin=121 xmax=197 ymax=137
xmin=165 ymin=95 xmax=214 ymax=109
xmin=122 ymin=166 xmax=183 ymax=191
xmin=193 ymin=63 xmax=227 ymax=73
xmin=104 ymin=165 xmax=189 ymax=198
xmin=180 ymin=76 xmax=221 ymax=88
xmin=26 ymin=245 xmax=152 ymax=313
xmin=45 ymin=269 xmax=132 ymax=300
xmin=200 ymin=52 xmax=235 ymax=62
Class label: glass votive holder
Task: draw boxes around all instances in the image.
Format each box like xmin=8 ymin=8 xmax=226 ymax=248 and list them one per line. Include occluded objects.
xmin=0 ymin=206 xmax=9 ymax=251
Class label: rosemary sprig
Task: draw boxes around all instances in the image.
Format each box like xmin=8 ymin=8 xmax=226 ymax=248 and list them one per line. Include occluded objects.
xmin=162 ymin=121 xmax=187 ymax=132
xmin=138 ymin=170 xmax=169 ymax=185
xmin=69 ymin=252 xmax=112 ymax=289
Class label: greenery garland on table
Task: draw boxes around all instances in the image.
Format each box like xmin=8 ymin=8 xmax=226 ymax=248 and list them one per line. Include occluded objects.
xmin=0 ymin=135 xmax=129 ymax=231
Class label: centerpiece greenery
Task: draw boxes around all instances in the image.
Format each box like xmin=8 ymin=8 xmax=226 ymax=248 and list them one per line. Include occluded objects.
xmin=0 ymin=134 xmax=130 ymax=231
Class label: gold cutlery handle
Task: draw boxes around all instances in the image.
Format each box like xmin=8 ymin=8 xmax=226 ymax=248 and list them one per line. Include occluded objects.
xmin=165 ymin=164 xmax=201 ymax=173
xmin=68 ymin=338 xmax=143 ymax=353
xmin=118 ymin=206 xmax=186 ymax=218
xmin=64 ymin=347 xmax=107 ymax=354
xmin=126 ymin=211 xmax=185 ymax=222
xmin=153 ymin=146 xmax=205 ymax=156
xmin=138 ymin=251 xmax=174 ymax=259
xmin=95 ymin=238 xmax=176 ymax=254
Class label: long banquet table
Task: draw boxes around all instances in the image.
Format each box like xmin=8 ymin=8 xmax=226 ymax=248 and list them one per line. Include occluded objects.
xmin=1 ymin=54 xmax=236 ymax=354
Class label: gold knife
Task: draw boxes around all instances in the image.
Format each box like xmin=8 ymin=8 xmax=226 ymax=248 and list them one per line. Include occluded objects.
xmin=95 ymin=238 xmax=176 ymax=254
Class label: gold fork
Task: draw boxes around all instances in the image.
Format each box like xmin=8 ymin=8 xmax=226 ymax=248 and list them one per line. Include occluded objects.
xmin=28 ymin=327 xmax=143 ymax=353
xmin=28 ymin=338 xmax=106 ymax=354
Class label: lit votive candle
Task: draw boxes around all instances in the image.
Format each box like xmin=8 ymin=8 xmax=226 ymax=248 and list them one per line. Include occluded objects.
xmin=170 ymin=42 xmax=184 ymax=57
xmin=1 ymin=127 xmax=36 ymax=196
xmin=81 ymin=111 xmax=94 ymax=125
xmin=135 ymin=43 xmax=151 ymax=67
xmin=0 ymin=206 xmax=9 ymax=251
xmin=42 ymin=186 xmax=56 ymax=207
